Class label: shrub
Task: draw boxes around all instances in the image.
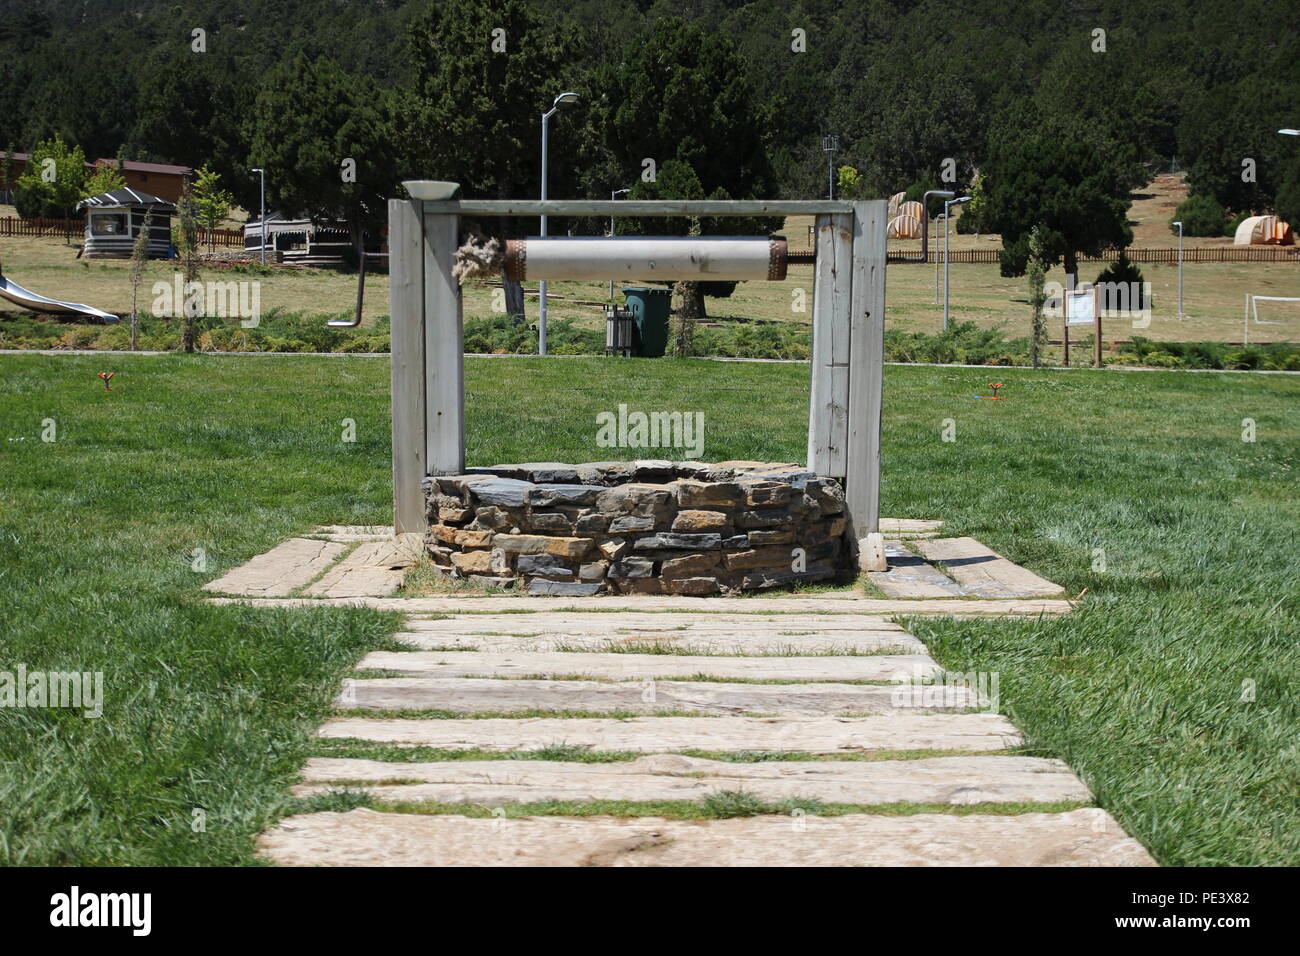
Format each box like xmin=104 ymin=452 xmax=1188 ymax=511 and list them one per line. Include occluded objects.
xmin=1171 ymin=194 xmax=1229 ymax=237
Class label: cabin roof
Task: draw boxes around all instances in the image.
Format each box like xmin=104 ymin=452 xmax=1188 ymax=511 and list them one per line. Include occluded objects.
xmin=78 ymin=188 xmax=177 ymax=210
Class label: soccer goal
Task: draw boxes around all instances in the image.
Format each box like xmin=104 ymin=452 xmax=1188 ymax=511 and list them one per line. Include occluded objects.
xmin=1243 ymin=294 xmax=1300 ymax=345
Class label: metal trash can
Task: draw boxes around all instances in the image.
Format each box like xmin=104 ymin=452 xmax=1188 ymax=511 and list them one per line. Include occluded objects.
xmin=605 ymin=305 xmax=635 ymax=356
xmin=621 ymin=286 xmax=672 ymax=357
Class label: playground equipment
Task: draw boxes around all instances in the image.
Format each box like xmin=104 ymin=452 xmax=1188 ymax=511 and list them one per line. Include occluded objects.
xmin=0 ymin=270 xmax=118 ymax=322
xmin=387 ymin=184 xmax=888 ymax=562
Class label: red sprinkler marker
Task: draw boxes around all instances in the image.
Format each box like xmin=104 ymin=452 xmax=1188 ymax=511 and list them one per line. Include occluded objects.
xmin=988 ymin=382 xmax=1004 ymax=399
xmin=97 ymin=372 xmax=115 ymax=391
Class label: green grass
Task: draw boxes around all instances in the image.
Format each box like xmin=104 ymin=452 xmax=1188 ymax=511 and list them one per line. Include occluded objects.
xmin=1 ymin=352 xmax=1297 ymax=864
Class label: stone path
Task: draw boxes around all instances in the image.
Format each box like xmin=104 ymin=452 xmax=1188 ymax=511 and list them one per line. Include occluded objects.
xmin=220 ymin=523 xmax=1149 ymax=866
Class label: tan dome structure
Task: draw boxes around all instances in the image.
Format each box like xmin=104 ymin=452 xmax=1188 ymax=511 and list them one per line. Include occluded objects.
xmin=887 ymin=213 xmax=923 ymax=239
xmin=1233 ymin=215 xmax=1294 ymax=245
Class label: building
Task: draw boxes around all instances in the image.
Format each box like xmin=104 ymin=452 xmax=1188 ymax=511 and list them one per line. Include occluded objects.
xmin=77 ymin=188 xmax=175 ymax=259
xmin=243 ymin=212 xmax=381 ymax=267
xmin=0 ymin=152 xmax=191 ymax=206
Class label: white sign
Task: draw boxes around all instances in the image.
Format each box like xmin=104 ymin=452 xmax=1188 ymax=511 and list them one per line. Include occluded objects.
xmin=1065 ymin=288 xmax=1096 ymax=326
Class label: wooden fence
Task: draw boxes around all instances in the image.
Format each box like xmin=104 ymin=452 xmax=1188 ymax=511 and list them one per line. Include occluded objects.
xmin=0 ymin=216 xmax=245 ymax=247
xmin=915 ymin=246 xmax=1299 ymax=264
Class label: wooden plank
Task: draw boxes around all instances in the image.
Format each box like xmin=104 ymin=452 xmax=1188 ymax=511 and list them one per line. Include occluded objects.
xmin=402 ymin=612 xmax=909 ymax=633
xmin=845 ymin=199 xmax=887 ymax=537
xmin=295 ymin=754 xmax=1090 ymax=805
xmin=422 ymin=212 xmax=465 ymax=476
xmin=258 ymin=808 xmax=1156 ymax=867
xmin=879 ymin=519 xmax=944 ymax=533
xmin=393 ymin=631 xmax=926 ymax=655
xmin=388 ymin=199 xmax=426 ymax=534
xmin=356 ymin=650 xmax=940 ymax=682
xmin=304 ymin=541 xmax=412 ymax=598
xmin=201 ymin=538 xmax=348 ymax=597
xmin=806 ymin=214 xmax=853 ymax=477
xmin=317 ymin=713 xmax=1023 ymax=752
xmin=418 ymin=200 xmax=856 ymax=217
xmin=912 ymin=537 xmax=1064 ymax=598
xmin=209 ymin=595 xmax=1074 ymax=616
xmin=335 ymin=677 xmax=976 ymax=715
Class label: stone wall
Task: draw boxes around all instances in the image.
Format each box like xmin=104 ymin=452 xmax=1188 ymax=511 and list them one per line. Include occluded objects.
xmin=422 ymin=460 xmax=849 ymax=596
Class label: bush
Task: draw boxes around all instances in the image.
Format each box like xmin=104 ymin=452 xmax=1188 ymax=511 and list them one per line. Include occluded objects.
xmin=1095 ymin=251 xmax=1148 ymax=310
xmin=1171 ymin=194 xmax=1229 ymax=237
xmin=884 ymin=321 xmax=1031 ymax=366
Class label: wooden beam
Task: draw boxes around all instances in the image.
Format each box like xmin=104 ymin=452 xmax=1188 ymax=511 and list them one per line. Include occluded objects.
xmin=422 ymin=211 xmax=465 ymax=476
xmin=418 ymin=199 xmax=855 ymax=217
xmin=807 ymin=213 xmax=852 ymax=477
xmin=388 ymin=199 xmax=426 ymax=535
xmin=846 ymin=200 xmax=887 ymax=535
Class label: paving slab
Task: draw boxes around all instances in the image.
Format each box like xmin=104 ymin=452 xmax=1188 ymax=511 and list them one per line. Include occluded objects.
xmin=316 ymin=713 xmax=1023 ymax=752
xmin=304 ymin=540 xmax=411 ymax=598
xmin=912 ymin=537 xmax=1064 ymax=598
xmin=258 ymin=807 xmax=1155 ymax=867
xmin=879 ymin=519 xmax=944 ymax=533
xmin=394 ymin=630 xmax=926 ymax=655
xmin=201 ymin=538 xmax=348 ymax=597
xmin=357 ymin=650 xmax=940 ymax=682
xmin=295 ymin=754 xmax=1091 ymax=805
xmin=335 ymin=677 xmax=978 ymax=715
xmin=869 ymin=542 xmax=965 ymax=598
xmin=403 ymin=612 xmax=910 ymax=632
xmin=209 ymin=595 xmax=1074 ymax=616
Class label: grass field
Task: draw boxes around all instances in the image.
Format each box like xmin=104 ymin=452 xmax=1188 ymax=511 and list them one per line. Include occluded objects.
xmin=4 ymin=171 xmax=1299 ymax=347
xmin=0 ymin=353 xmax=1297 ymax=865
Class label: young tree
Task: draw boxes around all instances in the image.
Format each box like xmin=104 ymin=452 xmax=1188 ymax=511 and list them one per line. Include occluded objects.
xmin=1026 ymin=225 xmax=1048 ymax=370
xmin=128 ymin=208 xmax=153 ymax=352
xmin=15 ymin=137 xmax=87 ymax=239
xmin=191 ymin=164 xmax=233 ymax=252
xmin=82 ymin=161 xmax=126 ymax=198
xmin=173 ymin=187 xmax=200 ymax=353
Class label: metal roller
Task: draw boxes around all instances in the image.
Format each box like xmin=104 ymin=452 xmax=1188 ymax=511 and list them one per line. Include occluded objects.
xmin=504 ymin=236 xmax=788 ymax=282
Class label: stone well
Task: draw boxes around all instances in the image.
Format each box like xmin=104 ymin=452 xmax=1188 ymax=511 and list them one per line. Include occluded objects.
xmin=422 ymin=460 xmax=850 ymax=596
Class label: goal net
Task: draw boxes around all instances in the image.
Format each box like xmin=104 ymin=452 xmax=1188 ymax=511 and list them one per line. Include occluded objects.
xmin=1243 ymin=295 xmax=1300 ymax=345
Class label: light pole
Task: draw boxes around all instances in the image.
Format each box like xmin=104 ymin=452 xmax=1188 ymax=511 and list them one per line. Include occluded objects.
xmin=943 ymin=196 xmax=971 ymax=331
xmin=822 ymin=135 xmax=838 ymax=200
xmin=609 ymin=187 xmax=630 ymax=301
xmin=250 ymin=167 xmax=266 ymax=265
xmin=932 ymin=213 xmax=946 ymax=305
xmin=1172 ymin=220 xmax=1185 ymax=316
xmin=538 ymin=91 xmax=579 ymax=356
xmin=1278 ymin=129 xmax=1300 ymax=136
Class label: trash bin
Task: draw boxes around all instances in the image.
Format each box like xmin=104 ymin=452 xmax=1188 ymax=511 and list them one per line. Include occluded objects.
xmin=622 ymin=286 xmax=672 ymax=357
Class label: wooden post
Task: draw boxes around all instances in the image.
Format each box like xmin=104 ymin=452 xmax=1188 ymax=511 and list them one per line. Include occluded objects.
xmin=1093 ymin=283 xmax=1103 ymax=368
xmin=389 ymin=198 xmax=427 ymax=534
xmin=422 ymin=210 xmax=465 ymax=476
xmin=846 ymin=200 xmax=887 ymax=538
xmin=807 ymin=213 xmax=852 ymax=478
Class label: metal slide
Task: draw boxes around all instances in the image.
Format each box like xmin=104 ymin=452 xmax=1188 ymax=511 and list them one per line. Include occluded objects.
xmin=0 ymin=272 xmax=119 ymax=322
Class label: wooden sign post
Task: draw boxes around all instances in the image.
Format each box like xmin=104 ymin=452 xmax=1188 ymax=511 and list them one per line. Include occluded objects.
xmin=1064 ymin=284 xmax=1102 ymax=368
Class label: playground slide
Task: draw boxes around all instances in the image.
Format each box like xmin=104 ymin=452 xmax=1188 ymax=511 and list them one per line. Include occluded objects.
xmin=0 ymin=273 xmax=118 ymax=322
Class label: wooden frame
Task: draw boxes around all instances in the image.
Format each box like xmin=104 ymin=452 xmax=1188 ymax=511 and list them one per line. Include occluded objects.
xmin=1063 ymin=284 xmax=1103 ymax=369
xmin=389 ymin=194 xmax=887 ymax=544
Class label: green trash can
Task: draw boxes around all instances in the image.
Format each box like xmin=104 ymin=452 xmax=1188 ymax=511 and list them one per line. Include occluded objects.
xmin=622 ymin=286 xmax=672 ymax=357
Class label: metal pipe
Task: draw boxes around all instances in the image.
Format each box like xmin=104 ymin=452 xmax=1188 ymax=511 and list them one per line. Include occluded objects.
xmin=506 ymin=236 xmax=788 ymax=282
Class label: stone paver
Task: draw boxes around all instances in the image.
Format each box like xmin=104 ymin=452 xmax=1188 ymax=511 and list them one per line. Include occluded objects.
xmin=202 ymin=537 xmax=348 ymax=597
xmin=304 ymin=540 xmax=411 ymax=598
xmin=869 ymin=542 xmax=965 ymax=598
xmin=913 ymin=537 xmax=1064 ymax=598
xmin=316 ymin=713 xmax=1024 ymax=752
xmin=336 ymin=676 xmax=978 ymax=715
xmin=258 ymin=807 xmax=1155 ymax=867
xmin=395 ymin=630 xmax=925 ymax=655
xmin=357 ymin=649 xmax=941 ymax=681
xmin=294 ymin=754 xmax=1090 ymax=805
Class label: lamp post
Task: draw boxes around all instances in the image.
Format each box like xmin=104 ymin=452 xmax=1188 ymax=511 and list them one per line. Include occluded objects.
xmin=932 ymin=213 xmax=946 ymax=305
xmin=538 ymin=91 xmax=579 ymax=356
xmin=822 ymin=135 xmax=838 ymax=200
xmin=250 ymin=167 xmax=266 ymax=265
xmin=609 ymin=187 xmax=630 ymax=301
xmin=943 ymin=196 xmax=971 ymax=332
xmin=1172 ymin=220 xmax=1185 ymax=316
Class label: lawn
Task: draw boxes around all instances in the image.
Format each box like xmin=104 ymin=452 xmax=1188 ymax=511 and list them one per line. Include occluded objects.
xmin=0 ymin=353 xmax=1296 ymax=865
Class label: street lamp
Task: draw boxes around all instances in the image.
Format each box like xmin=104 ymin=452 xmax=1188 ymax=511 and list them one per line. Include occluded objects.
xmin=943 ymin=196 xmax=971 ymax=331
xmin=1172 ymin=220 xmax=1185 ymax=316
xmin=822 ymin=135 xmax=838 ymax=200
xmin=250 ymin=167 xmax=266 ymax=265
xmin=1278 ymin=129 xmax=1300 ymax=136
xmin=932 ymin=213 xmax=946 ymax=305
xmin=538 ymin=91 xmax=579 ymax=356
xmin=609 ymin=187 xmax=630 ymax=300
